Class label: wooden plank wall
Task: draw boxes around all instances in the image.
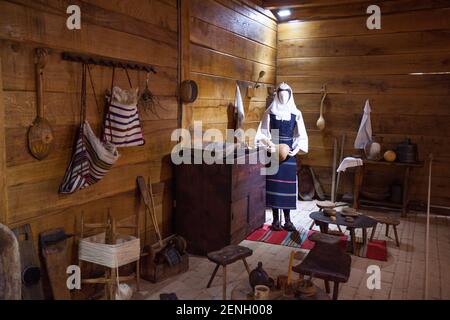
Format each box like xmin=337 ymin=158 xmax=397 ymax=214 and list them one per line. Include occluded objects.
xmin=0 ymin=0 xmax=178 ymax=248
xmin=277 ymin=0 xmax=450 ymax=209
xmin=183 ymin=0 xmax=277 ymax=141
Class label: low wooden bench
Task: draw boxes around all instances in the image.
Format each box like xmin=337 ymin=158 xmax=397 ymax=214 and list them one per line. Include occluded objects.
xmin=369 ymin=216 xmax=401 ymax=247
xmin=206 ymin=245 xmax=253 ymax=300
xmin=293 ymin=244 xmax=351 ymax=300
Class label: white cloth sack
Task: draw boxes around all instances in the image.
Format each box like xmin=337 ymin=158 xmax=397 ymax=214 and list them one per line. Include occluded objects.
xmin=354 ymin=99 xmax=373 ymax=149
xmin=337 ymin=157 xmax=364 ymax=172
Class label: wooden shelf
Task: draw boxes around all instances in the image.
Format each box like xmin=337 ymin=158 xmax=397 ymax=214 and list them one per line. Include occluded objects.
xmin=360 ymin=199 xmax=403 ymax=210
xmin=363 ymin=160 xmax=424 ymax=167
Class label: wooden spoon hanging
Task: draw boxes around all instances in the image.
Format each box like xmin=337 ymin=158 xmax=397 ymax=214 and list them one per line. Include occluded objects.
xmin=28 ymin=48 xmax=54 ymax=160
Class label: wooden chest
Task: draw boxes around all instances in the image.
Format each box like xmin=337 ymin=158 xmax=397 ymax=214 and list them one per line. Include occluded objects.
xmin=174 ymin=151 xmax=266 ymax=255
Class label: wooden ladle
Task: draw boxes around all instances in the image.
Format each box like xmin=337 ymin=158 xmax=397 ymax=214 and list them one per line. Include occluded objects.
xmin=28 ymin=48 xmax=54 ymax=160
xmin=316 ymin=85 xmax=327 ymax=131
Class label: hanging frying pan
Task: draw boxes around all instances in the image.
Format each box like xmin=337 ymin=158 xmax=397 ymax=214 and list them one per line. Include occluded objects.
xmin=28 ymin=48 xmax=54 ymax=160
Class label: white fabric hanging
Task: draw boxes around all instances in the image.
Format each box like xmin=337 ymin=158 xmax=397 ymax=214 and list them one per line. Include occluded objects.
xmin=234 ymin=84 xmax=245 ymax=143
xmin=354 ymin=99 xmax=373 ymax=149
xmin=337 ymin=157 xmax=363 ymax=172
xmin=255 ymin=82 xmax=308 ymax=155
xmin=235 ymin=84 xmax=245 ymax=129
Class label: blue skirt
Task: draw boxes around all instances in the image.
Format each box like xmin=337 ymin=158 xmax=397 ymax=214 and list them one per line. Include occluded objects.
xmin=266 ymin=155 xmax=297 ymax=210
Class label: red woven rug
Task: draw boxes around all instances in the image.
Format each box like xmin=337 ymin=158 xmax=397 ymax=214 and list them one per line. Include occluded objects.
xmin=246 ymin=224 xmax=387 ymax=261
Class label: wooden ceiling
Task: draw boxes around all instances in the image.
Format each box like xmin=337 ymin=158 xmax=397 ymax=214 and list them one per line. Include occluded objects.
xmin=259 ymin=0 xmax=375 ymax=22
xmin=262 ymin=0 xmax=371 ymax=9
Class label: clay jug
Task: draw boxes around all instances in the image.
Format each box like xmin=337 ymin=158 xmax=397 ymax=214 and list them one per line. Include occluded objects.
xmin=249 ymin=262 xmax=274 ymax=289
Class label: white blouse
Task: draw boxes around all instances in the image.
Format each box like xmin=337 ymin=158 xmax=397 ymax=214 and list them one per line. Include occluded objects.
xmin=255 ymin=111 xmax=309 ymax=156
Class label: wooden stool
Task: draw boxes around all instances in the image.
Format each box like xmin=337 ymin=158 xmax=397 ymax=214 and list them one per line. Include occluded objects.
xmin=206 ymin=245 xmax=253 ymax=300
xmin=369 ymin=216 xmax=400 ymax=247
xmin=293 ymin=244 xmax=351 ymax=300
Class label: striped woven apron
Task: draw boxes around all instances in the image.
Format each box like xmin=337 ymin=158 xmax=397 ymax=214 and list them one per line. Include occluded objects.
xmin=59 ymin=64 xmax=119 ymax=194
xmin=266 ymin=114 xmax=298 ymax=210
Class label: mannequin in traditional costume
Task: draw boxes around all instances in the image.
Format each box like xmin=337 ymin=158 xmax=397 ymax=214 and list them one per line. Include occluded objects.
xmin=255 ymin=83 xmax=308 ymax=231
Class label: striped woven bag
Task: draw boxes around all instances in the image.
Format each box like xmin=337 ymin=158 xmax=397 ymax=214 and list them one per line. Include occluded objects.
xmin=102 ymin=68 xmax=145 ymax=147
xmin=59 ymin=64 xmax=119 ymax=194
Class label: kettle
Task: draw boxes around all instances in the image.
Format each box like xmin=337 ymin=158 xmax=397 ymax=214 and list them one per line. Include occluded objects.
xmin=249 ymin=262 xmax=274 ymax=289
xmin=396 ymin=139 xmax=418 ymax=163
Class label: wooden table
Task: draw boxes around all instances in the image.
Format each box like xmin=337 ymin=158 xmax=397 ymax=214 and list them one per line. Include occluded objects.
xmin=309 ymin=211 xmax=377 ymax=254
xmin=353 ymin=160 xmax=424 ymax=217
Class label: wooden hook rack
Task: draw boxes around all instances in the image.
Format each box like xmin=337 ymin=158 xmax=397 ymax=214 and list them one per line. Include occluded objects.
xmin=62 ymin=52 xmax=157 ymax=73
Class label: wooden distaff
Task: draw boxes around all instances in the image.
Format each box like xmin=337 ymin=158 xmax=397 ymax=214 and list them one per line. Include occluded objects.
xmin=28 ymin=48 xmax=54 ymax=160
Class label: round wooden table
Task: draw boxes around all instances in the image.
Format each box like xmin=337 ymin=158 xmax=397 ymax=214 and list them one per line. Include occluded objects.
xmin=309 ymin=211 xmax=377 ymax=254
xmin=231 ymin=280 xmax=330 ymax=300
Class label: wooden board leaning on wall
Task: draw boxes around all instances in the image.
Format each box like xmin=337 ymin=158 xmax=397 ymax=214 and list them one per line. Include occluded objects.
xmin=0 ymin=58 xmax=7 ymax=224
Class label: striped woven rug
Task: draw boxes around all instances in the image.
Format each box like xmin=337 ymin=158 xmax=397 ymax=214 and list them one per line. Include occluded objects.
xmin=246 ymin=224 xmax=387 ymax=261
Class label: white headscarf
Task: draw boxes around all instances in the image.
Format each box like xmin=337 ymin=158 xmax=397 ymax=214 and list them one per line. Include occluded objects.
xmin=267 ymin=82 xmax=300 ymax=121
xmin=255 ymin=83 xmax=308 ymax=155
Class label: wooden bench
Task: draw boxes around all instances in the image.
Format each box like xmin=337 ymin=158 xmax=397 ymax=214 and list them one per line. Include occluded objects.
xmin=369 ymin=216 xmax=401 ymax=247
xmin=206 ymin=245 xmax=253 ymax=300
xmin=293 ymin=244 xmax=351 ymax=300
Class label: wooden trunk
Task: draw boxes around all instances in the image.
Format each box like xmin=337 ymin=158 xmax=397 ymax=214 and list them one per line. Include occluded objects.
xmin=175 ymin=150 xmax=266 ymax=255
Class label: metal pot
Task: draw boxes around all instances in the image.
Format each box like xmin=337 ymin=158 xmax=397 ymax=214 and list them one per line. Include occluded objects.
xmin=396 ymin=139 xmax=418 ymax=163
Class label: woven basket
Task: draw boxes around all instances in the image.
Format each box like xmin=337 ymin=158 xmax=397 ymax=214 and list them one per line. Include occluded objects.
xmin=79 ymin=233 xmax=140 ymax=268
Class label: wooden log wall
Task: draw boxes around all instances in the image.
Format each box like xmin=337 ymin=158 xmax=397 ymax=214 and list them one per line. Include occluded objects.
xmin=277 ymin=0 xmax=450 ymax=210
xmin=0 ymin=0 xmax=178 ymax=250
xmin=181 ymin=0 xmax=277 ymax=142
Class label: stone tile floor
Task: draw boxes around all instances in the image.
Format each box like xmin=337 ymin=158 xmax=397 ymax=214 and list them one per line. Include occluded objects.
xmin=132 ymin=201 xmax=450 ymax=300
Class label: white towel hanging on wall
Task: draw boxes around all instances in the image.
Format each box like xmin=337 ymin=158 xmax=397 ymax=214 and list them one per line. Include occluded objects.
xmin=354 ymin=99 xmax=373 ymax=149
xmin=235 ymin=83 xmax=245 ymax=142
